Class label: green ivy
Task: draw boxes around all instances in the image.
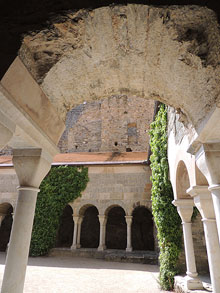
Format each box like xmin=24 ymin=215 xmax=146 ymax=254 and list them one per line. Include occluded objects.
xmin=30 ymin=165 xmax=89 ymax=256
xmin=149 ymin=104 xmax=182 ymax=290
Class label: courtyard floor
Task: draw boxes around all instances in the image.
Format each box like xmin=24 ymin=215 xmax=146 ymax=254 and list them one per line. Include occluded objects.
xmin=0 ymin=252 xmax=169 ymax=293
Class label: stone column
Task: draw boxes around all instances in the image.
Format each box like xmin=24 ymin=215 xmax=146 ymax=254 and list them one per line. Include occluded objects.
xmin=194 ymin=143 xmax=220 ymax=243
xmin=125 ymin=216 xmax=133 ymax=252
xmin=76 ymin=216 xmax=83 ymax=249
xmin=172 ymin=199 xmax=203 ymax=290
xmin=1 ymin=148 xmax=52 ymax=293
xmin=209 ymin=184 xmax=220 ymax=243
xmin=71 ymin=216 xmax=79 ymax=250
xmin=98 ymin=215 xmax=107 ymax=251
xmin=187 ymin=185 xmax=220 ymax=293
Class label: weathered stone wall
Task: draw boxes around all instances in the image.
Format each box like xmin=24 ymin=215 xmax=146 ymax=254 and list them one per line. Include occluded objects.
xmin=79 ymin=164 xmax=152 ymax=204
xmin=58 ymin=95 xmax=154 ymax=153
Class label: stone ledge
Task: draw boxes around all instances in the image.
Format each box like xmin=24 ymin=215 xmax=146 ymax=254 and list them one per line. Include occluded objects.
xmin=174 ymin=276 xmax=212 ymax=293
xmin=49 ymin=248 xmax=158 ymax=265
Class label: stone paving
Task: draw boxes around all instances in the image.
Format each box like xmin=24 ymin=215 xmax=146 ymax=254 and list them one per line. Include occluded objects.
xmin=0 ymin=252 xmax=171 ymax=293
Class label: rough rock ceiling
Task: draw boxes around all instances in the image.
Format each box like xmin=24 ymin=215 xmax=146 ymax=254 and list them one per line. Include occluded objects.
xmin=0 ymin=0 xmax=220 ymax=79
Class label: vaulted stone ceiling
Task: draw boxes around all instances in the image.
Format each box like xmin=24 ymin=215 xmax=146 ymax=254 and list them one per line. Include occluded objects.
xmin=1 ymin=1 xmax=220 ymax=132
xmin=0 ymin=0 xmax=219 ymax=79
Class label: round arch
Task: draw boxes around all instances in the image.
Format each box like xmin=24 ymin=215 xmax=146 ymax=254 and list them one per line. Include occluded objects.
xmin=106 ymin=205 xmax=127 ymax=250
xmin=19 ymin=5 xmax=220 ymax=131
xmin=56 ymin=204 xmax=73 ymax=248
xmin=77 ymin=202 xmax=100 ymax=216
xmin=131 ymin=206 xmax=154 ymax=251
xmin=103 ymin=201 xmax=128 ymax=216
xmin=176 ymin=160 xmax=191 ymax=199
xmin=80 ymin=205 xmax=100 ymax=248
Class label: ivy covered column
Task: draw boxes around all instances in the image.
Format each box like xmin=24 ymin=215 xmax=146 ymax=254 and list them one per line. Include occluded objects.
xmin=125 ymin=216 xmax=133 ymax=252
xmin=1 ymin=148 xmax=52 ymax=293
xmin=71 ymin=216 xmax=79 ymax=250
xmin=187 ymin=186 xmax=220 ymax=293
xmin=173 ymin=199 xmax=203 ymax=290
xmin=98 ymin=215 xmax=107 ymax=251
xmin=149 ymin=103 xmax=182 ymax=290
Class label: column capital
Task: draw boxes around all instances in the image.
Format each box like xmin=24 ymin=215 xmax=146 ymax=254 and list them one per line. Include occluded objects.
xmin=98 ymin=215 xmax=107 ymax=225
xmin=187 ymin=185 xmax=215 ymax=220
xmin=191 ymin=143 xmax=220 ymax=186
xmin=125 ymin=215 xmax=133 ymax=225
xmin=172 ymin=199 xmax=194 ymax=208
xmin=172 ymin=199 xmax=194 ymax=223
xmin=12 ymin=148 xmax=53 ymax=188
xmin=72 ymin=215 xmax=80 ymax=223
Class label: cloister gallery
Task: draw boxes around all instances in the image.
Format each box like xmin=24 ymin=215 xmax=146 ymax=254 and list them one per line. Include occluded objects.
xmin=0 ymin=2 xmax=220 ymax=293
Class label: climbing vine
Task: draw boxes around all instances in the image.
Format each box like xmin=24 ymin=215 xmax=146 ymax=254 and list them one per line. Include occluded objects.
xmin=30 ymin=165 xmax=89 ymax=257
xmin=149 ymin=104 xmax=182 ymax=290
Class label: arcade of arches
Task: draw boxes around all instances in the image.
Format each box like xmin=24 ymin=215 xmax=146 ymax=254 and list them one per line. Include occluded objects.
xmin=0 ymin=3 xmax=220 ymax=293
xmin=56 ymin=204 xmax=155 ymax=252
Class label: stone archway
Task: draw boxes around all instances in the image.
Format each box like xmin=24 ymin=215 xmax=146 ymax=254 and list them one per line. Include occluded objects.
xmin=176 ymin=160 xmax=192 ymax=200
xmin=80 ymin=206 xmax=100 ymax=248
xmin=56 ymin=205 xmax=74 ymax=248
xmin=0 ymin=204 xmax=13 ymax=251
xmin=131 ymin=206 xmax=154 ymax=251
xmin=19 ymin=5 xmax=220 ymax=135
xmin=106 ymin=206 xmax=127 ymax=249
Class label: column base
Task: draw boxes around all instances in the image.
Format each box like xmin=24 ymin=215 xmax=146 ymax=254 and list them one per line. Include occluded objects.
xmin=126 ymin=247 xmax=133 ymax=252
xmin=76 ymin=244 xmax=81 ymax=249
xmin=71 ymin=245 xmax=77 ymax=250
xmin=185 ymin=276 xmax=204 ymax=290
xmin=98 ymin=245 xmax=106 ymax=251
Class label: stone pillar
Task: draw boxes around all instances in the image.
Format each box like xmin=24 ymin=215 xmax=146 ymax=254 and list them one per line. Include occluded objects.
xmin=71 ymin=216 xmax=79 ymax=250
xmin=194 ymin=143 xmax=220 ymax=243
xmin=172 ymin=199 xmax=203 ymax=290
xmin=187 ymin=186 xmax=220 ymax=293
xmin=1 ymin=148 xmax=52 ymax=293
xmin=98 ymin=215 xmax=107 ymax=251
xmin=76 ymin=216 xmax=83 ymax=249
xmin=209 ymin=184 xmax=220 ymax=243
xmin=125 ymin=216 xmax=133 ymax=252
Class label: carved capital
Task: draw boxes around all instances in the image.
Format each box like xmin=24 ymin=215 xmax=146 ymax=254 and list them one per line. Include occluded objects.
xmin=98 ymin=215 xmax=107 ymax=226
xmin=12 ymin=148 xmax=53 ymax=188
xmin=187 ymin=186 xmax=215 ymax=220
xmin=195 ymin=143 xmax=220 ymax=186
xmin=125 ymin=215 xmax=133 ymax=225
xmin=172 ymin=199 xmax=194 ymax=223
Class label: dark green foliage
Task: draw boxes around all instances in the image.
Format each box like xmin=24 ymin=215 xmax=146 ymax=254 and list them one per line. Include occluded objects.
xmin=149 ymin=104 xmax=182 ymax=290
xmin=30 ymin=165 xmax=89 ymax=256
